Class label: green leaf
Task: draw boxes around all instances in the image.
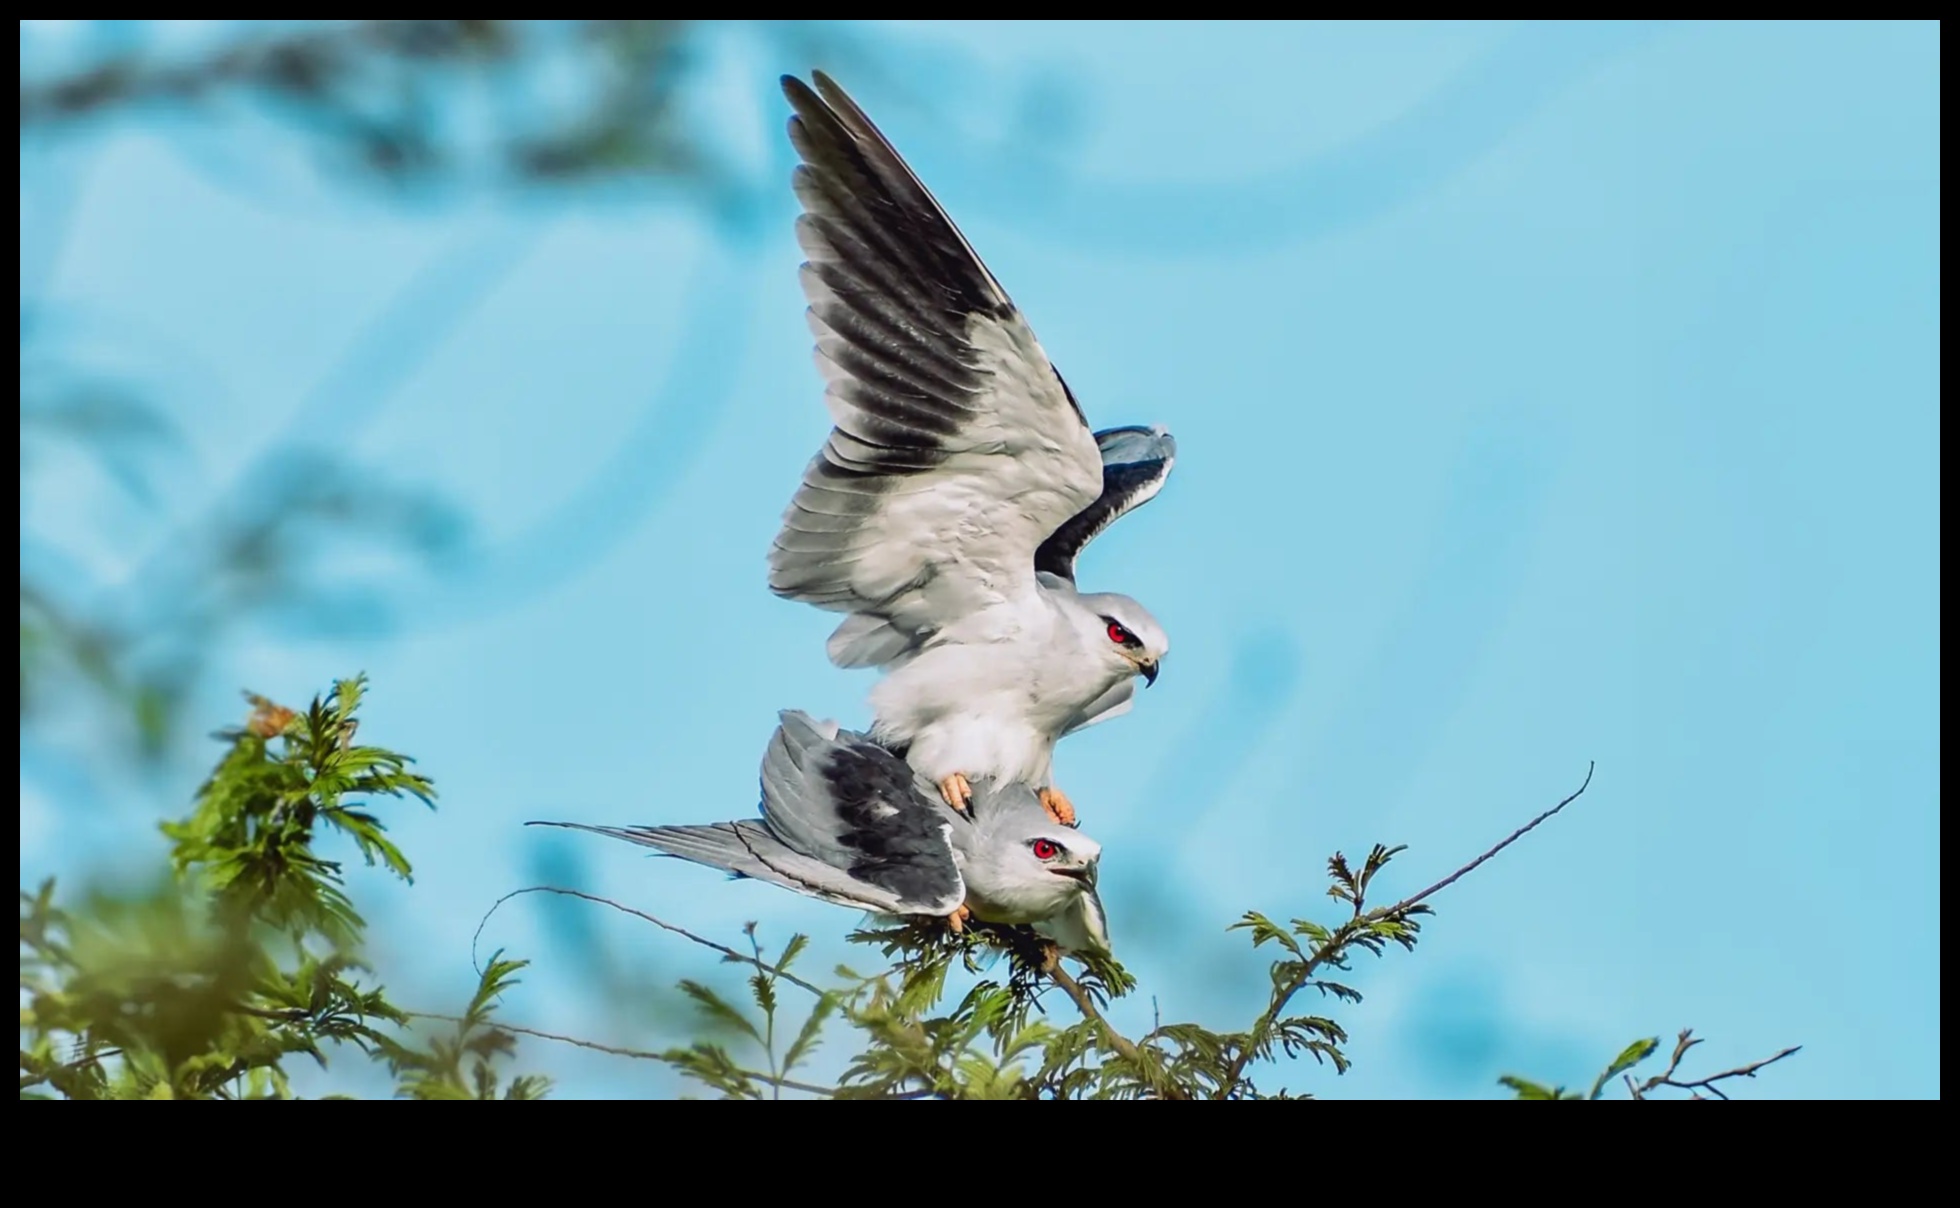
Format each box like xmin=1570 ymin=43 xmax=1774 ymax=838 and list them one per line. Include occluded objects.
xmin=1498 ymin=1075 xmax=1566 ymax=1100
xmin=783 ymin=993 xmax=840 ymax=1074
xmin=1589 ymin=1037 xmax=1661 ymax=1099
xmin=680 ymin=979 xmax=762 ymax=1044
xmin=776 ymin=933 xmax=810 ymax=973
xmin=1230 ymin=911 xmax=1304 ymax=957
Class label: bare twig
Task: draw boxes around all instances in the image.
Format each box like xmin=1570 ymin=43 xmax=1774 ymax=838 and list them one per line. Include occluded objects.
xmin=405 ymin=1011 xmax=837 ymax=1097
xmin=471 ymin=885 xmax=824 ymax=997
xmin=1392 ymin=761 xmax=1594 ymax=914
xmin=1630 ymin=1029 xmax=1801 ymax=1101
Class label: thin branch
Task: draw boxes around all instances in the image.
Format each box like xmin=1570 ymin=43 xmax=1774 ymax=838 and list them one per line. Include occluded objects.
xmin=232 ymin=1003 xmax=314 ymax=1022
xmin=1214 ymin=916 xmax=1367 ymax=1097
xmin=471 ymin=885 xmax=824 ymax=997
xmin=18 ymin=1047 xmax=123 ymax=1092
xmin=1659 ymin=1047 xmax=1802 ymax=1101
xmin=1046 ymin=962 xmax=1188 ymax=1101
xmin=1392 ymin=761 xmax=1594 ymax=914
xmin=1045 ymin=964 xmax=1138 ymax=1064
xmin=405 ymin=1012 xmax=837 ymax=1097
xmin=1215 ymin=763 xmax=1595 ymax=1097
xmin=1632 ymin=1028 xmax=1801 ymax=1101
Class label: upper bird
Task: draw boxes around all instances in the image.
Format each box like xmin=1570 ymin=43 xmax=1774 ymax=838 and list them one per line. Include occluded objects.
xmin=768 ymin=71 xmax=1176 ymax=829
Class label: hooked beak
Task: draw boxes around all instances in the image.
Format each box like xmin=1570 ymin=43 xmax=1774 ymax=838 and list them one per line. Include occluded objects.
xmin=1139 ymin=658 xmax=1159 ymax=687
xmin=1051 ymin=863 xmax=1097 ymax=888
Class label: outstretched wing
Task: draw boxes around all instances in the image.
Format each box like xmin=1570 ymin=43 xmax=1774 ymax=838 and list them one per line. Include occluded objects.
xmin=754 ymin=710 xmax=967 ymax=916
xmin=526 ymin=819 xmax=925 ymax=915
xmin=768 ymin=71 xmax=1103 ymax=647
xmin=1034 ymin=425 xmax=1177 ymax=586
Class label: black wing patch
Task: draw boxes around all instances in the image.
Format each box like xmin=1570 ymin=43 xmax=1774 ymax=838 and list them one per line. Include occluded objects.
xmin=1034 ymin=425 xmax=1177 ymax=583
xmin=807 ymin=734 xmax=962 ymax=907
xmin=783 ymin=72 xmax=1011 ymax=483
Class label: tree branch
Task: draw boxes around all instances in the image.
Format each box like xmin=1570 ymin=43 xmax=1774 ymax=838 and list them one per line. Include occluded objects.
xmin=472 ymin=885 xmax=824 ymax=997
xmin=405 ymin=1011 xmax=837 ymax=1097
xmin=1630 ymin=1029 xmax=1802 ymax=1100
xmin=1046 ymin=962 xmax=1188 ymax=1101
xmin=1215 ymin=763 xmax=1596 ymax=1096
xmin=1393 ymin=761 xmax=1594 ymax=913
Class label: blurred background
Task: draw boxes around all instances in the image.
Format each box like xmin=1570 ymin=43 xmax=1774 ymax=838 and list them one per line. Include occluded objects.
xmin=19 ymin=20 xmax=1939 ymax=1098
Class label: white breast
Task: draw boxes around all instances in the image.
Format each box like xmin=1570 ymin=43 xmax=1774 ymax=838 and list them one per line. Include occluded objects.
xmin=866 ymin=597 xmax=1114 ymax=787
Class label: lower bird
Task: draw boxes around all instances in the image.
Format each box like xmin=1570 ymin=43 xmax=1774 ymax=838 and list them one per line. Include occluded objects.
xmin=530 ymin=710 xmax=1110 ymax=959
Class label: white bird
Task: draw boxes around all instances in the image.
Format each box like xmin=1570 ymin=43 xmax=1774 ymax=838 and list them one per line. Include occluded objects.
xmin=768 ymin=71 xmax=1177 ymax=829
xmin=530 ymin=710 xmax=1111 ymax=958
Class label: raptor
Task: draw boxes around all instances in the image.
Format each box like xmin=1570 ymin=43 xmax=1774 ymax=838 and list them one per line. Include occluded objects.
xmin=532 ymin=711 xmax=1111 ymax=959
xmin=768 ymin=72 xmax=1177 ymax=828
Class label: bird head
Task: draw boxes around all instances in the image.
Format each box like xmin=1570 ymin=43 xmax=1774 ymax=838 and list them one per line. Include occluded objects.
xmin=1078 ymin=591 xmax=1168 ymax=687
xmin=1009 ymin=826 xmax=1102 ymax=906
xmin=961 ymin=785 xmax=1108 ymax=940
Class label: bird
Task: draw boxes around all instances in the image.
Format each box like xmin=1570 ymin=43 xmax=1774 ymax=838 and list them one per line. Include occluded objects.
xmin=530 ymin=710 xmax=1111 ymax=958
xmin=767 ymin=70 xmax=1177 ymax=831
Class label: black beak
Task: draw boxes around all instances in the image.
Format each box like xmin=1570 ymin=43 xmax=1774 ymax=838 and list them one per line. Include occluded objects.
xmin=1051 ymin=866 xmax=1093 ymax=884
xmin=1140 ymin=659 xmax=1159 ymax=687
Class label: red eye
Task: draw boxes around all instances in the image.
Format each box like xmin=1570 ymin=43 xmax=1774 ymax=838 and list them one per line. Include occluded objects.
xmin=1106 ymin=622 xmax=1130 ymax=645
xmin=1031 ymin=838 xmax=1059 ymax=860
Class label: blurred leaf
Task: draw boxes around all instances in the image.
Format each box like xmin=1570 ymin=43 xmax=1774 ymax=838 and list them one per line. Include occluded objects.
xmin=20 ymin=675 xmax=546 ymax=1100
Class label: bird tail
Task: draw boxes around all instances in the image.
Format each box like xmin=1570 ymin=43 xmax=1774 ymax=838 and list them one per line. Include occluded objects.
xmin=525 ymin=819 xmax=772 ymax=881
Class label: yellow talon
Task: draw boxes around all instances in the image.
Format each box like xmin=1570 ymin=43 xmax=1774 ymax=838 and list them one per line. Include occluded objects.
xmin=938 ymin=773 xmax=973 ymax=812
xmin=946 ymin=904 xmax=972 ymax=935
xmin=1038 ymin=786 xmax=1077 ymax=827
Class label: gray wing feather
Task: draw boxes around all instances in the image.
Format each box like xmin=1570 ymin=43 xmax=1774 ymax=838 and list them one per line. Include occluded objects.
xmin=527 ymin=709 xmax=967 ymax=919
xmin=1059 ymin=676 xmax=1137 ymax=738
xmin=526 ymin=820 xmax=921 ymax=913
xmin=824 ymin=612 xmax=917 ymax=670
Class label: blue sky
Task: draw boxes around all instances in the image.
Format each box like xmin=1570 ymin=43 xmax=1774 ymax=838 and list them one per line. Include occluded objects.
xmin=20 ymin=20 xmax=1940 ymax=1098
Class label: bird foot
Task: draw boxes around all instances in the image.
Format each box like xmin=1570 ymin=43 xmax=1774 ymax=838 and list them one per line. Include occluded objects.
xmin=945 ymin=904 xmax=972 ymax=935
xmin=1038 ymin=940 xmax=1062 ymax=974
xmin=938 ymin=773 xmax=973 ymax=813
xmin=1038 ymin=786 xmax=1077 ymax=828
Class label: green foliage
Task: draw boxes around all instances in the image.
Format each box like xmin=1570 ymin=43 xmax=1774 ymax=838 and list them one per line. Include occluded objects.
xmin=19 ymin=676 xmax=546 ymax=1099
xmin=634 ymin=843 xmax=1796 ymax=1101
xmin=21 ymin=675 xmax=1799 ymax=1100
xmin=19 ymin=22 xmax=740 ymax=193
xmin=378 ymin=952 xmax=551 ymax=1101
